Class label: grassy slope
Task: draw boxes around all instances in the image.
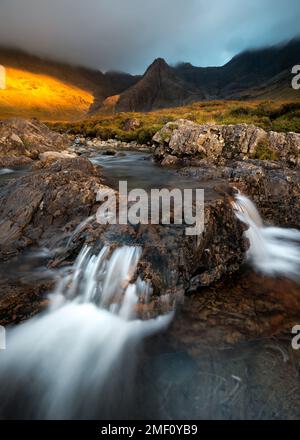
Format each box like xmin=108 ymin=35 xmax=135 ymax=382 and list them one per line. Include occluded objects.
xmin=0 ymin=67 xmax=94 ymax=121
xmin=50 ymin=100 xmax=300 ymax=143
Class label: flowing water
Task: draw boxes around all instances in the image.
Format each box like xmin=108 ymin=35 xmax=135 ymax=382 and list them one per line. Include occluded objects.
xmin=0 ymin=166 xmax=29 ymax=185
xmin=0 ymin=168 xmax=13 ymax=175
xmin=232 ymin=192 xmax=300 ymax=280
xmin=0 ymin=166 xmax=32 ymax=203
xmin=0 ymin=245 xmax=172 ymax=419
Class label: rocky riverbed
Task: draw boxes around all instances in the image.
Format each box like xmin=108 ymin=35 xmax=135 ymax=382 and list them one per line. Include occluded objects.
xmin=0 ymin=149 xmax=246 ymax=323
xmin=0 ymin=118 xmax=300 ymax=419
xmin=0 ymin=118 xmax=299 ymax=324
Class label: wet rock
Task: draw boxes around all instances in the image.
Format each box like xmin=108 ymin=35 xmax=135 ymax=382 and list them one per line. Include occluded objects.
xmin=0 ymin=118 xmax=70 ymax=168
xmin=160 ymin=154 xmax=180 ymax=167
xmin=101 ymin=149 xmax=117 ymax=156
xmin=0 ymin=157 xmax=107 ymax=259
xmin=179 ymin=159 xmax=300 ymax=228
xmin=73 ymin=193 xmax=247 ymax=298
xmin=0 ymin=153 xmax=109 ymax=323
xmin=168 ymin=267 xmax=300 ymax=352
xmin=0 ymin=156 xmax=33 ymax=168
xmin=0 ymin=276 xmax=51 ymax=326
xmin=73 ymin=137 xmax=150 ymax=153
xmin=74 ymin=136 xmax=86 ymax=145
xmin=225 ymin=160 xmax=300 ymax=227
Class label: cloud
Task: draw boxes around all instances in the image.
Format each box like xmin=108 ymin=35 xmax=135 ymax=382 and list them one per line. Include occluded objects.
xmin=0 ymin=0 xmax=299 ymax=73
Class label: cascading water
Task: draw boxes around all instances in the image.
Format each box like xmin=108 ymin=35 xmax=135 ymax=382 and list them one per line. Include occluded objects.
xmin=232 ymin=192 xmax=300 ymax=279
xmin=0 ymin=245 xmax=173 ymax=420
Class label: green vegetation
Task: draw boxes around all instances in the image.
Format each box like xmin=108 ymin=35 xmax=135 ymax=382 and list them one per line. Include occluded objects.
xmin=49 ymin=100 xmax=300 ymax=143
xmin=252 ymin=140 xmax=280 ymax=161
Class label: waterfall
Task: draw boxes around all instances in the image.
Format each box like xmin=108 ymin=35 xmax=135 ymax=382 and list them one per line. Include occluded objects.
xmin=232 ymin=192 xmax=300 ymax=279
xmin=0 ymin=245 xmax=173 ymax=419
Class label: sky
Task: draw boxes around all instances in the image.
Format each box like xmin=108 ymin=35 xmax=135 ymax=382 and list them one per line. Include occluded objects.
xmin=0 ymin=0 xmax=299 ymax=74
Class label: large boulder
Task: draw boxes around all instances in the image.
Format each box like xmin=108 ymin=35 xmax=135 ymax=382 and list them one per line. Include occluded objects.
xmin=0 ymin=156 xmax=113 ymax=324
xmin=153 ymin=119 xmax=300 ymax=166
xmin=179 ymin=159 xmax=300 ymax=227
xmin=0 ymin=157 xmax=107 ymax=259
xmin=0 ymin=118 xmax=70 ymax=167
xmin=225 ymin=160 xmax=300 ymax=227
xmin=60 ymin=190 xmax=247 ymax=297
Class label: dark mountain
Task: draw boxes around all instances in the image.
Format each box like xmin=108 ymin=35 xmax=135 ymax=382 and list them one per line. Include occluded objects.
xmin=115 ymin=58 xmax=205 ymax=112
xmin=89 ymin=70 xmax=140 ymax=112
xmin=174 ymin=38 xmax=300 ymax=100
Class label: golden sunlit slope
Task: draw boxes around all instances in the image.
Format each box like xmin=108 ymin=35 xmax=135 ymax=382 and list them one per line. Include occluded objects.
xmin=0 ymin=67 xmax=94 ymax=121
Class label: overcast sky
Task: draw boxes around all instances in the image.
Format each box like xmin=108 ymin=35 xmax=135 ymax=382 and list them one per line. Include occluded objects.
xmin=0 ymin=0 xmax=299 ymax=74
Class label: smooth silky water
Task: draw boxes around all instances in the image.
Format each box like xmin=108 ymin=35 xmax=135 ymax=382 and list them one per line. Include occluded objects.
xmin=232 ymin=192 xmax=300 ymax=279
xmin=0 ymin=245 xmax=172 ymax=419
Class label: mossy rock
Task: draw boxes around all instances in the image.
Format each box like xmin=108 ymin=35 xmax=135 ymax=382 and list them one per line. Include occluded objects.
xmin=253 ymin=140 xmax=280 ymax=161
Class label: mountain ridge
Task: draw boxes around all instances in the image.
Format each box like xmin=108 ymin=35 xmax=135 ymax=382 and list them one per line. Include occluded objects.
xmin=0 ymin=37 xmax=300 ymax=118
xmin=115 ymin=57 xmax=206 ymax=112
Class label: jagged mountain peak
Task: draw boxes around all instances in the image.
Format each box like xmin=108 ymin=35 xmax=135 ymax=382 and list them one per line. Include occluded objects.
xmin=115 ymin=57 xmax=204 ymax=112
xmin=143 ymin=58 xmax=174 ymax=78
xmin=147 ymin=57 xmax=169 ymax=69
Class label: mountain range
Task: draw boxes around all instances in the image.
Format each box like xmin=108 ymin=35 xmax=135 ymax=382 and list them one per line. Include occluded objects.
xmin=0 ymin=37 xmax=299 ymax=120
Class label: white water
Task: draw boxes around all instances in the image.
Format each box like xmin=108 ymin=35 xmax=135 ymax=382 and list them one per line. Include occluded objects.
xmin=0 ymin=168 xmax=13 ymax=175
xmin=232 ymin=193 xmax=300 ymax=279
xmin=0 ymin=245 xmax=172 ymax=419
xmin=65 ymin=215 xmax=95 ymax=249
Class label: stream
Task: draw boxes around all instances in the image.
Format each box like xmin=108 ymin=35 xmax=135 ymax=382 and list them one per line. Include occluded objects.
xmin=0 ymin=151 xmax=299 ymax=420
xmin=89 ymin=150 xmax=220 ymax=201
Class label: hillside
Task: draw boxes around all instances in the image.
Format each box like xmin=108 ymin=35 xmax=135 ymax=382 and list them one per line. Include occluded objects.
xmin=0 ymin=66 xmax=94 ymax=120
xmin=0 ymin=47 xmax=139 ymax=120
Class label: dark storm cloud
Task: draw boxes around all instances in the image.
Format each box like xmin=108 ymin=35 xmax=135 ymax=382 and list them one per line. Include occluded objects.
xmin=0 ymin=0 xmax=299 ymax=73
